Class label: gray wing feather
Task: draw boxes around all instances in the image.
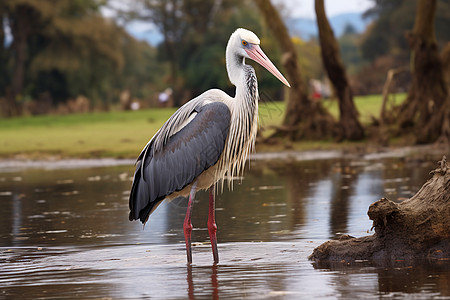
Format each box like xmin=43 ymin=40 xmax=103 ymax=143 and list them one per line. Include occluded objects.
xmin=129 ymin=101 xmax=231 ymax=223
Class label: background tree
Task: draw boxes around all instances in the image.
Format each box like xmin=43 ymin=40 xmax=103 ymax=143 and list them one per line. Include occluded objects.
xmin=132 ymin=0 xmax=187 ymax=105
xmin=358 ymin=0 xmax=450 ymax=95
xmin=130 ymin=0 xmax=286 ymax=106
xmin=1 ymin=0 xmax=116 ymax=114
xmin=2 ymin=0 xmax=45 ymax=115
xmin=254 ymin=0 xmax=336 ymax=140
xmin=396 ymin=0 xmax=449 ymax=143
xmin=0 ymin=0 xmax=163 ymax=116
xmin=361 ymin=0 xmax=414 ymax=63
xmin=363 ymin=0 xmax=450 ymax=61
xmin=291 ymin=37 xmax=323 ymax=82
xmin=315 ymin=0 xmax=364 ymax=141
xmin=338 ymin=25 xmax=363 ymax=76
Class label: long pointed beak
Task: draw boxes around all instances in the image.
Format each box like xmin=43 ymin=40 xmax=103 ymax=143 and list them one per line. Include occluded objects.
xmin=245 ymin=44 xmax=291 ymax=88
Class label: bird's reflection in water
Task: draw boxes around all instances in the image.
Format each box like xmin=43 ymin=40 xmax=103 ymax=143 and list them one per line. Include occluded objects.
xmin=211 ymin=264 xmax=219 ymax=299
xmin=187 ymin=265 xmax=194 ymax=299
xmin=186 ymin=264 xmax=219 ymax=300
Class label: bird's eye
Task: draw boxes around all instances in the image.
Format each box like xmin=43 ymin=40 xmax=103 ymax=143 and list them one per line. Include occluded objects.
xmin=241 ymin=40 xmax=248 ymax=46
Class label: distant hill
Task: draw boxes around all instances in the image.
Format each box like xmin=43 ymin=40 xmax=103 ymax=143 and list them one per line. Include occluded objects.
xmin=286 ymin=12 xmax=371 ymax=39
xmin=127 ymin=12 xmax=371 ymax=46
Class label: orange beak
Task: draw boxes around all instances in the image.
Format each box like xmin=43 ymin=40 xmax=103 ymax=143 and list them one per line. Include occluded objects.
xmin=245 ymin=44 xmax=291 ymax=88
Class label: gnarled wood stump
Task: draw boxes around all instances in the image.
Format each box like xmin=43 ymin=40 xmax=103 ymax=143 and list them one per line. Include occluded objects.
xmin=310 ymin=156 xmax=450 ymax=263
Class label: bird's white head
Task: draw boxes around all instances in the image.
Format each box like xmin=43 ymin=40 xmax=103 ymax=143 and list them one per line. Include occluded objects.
xmin=226 ymin=28 xmax=290 ymax=88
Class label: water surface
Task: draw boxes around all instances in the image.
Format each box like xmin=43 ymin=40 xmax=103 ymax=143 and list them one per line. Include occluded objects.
xmin=1 ymin=151 xmax=448 ymax=299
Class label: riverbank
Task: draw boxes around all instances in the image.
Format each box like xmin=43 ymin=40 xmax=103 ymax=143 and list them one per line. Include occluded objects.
xmin=1 ymin=144 xmax=446 ymax=172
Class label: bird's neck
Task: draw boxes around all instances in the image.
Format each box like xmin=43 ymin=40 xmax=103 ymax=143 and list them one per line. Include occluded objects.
xmin=219 ymin=57 xmax=259 ymax=189
xmin=235 ymin=64 xmax=258 ymax=108
xmin=226 ymin=54 xmax=258 ymax=105
xmin=226 ymin=50 xmax=244 ymax=86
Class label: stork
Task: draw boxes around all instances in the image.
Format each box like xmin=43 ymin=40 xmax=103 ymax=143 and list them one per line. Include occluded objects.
xmin=129 ymin=28 xmax=290 ymax=264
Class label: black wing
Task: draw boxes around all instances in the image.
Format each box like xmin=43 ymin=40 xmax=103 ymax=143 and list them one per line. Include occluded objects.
xmin=129 ymin=101 xmax=231 ymax=223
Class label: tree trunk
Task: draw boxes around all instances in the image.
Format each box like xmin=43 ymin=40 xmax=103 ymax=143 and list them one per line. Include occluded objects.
xmin=397 ymin=0 xmax=449 ymax=144
xmin=442 ymin=42 xmax=450 ymax=85
xmin=314 ymin=0 xmax=364 ymax=141
xmin=160 ymin=3 xmax=180 ymax=107
xmin=0 ymin=5 xmax=8 ymax=114
xmin=11 ymin=15 xmax=27 ymax=99
xmin=310 ymin=156 xmax=450 ymax=264
xmin=254 ymin=0 xmax=336 ymax=141
xmin=5 ymin=4 xmax=34 ymax=116
xmin=0 ymin=6 xmax=5 ymax=70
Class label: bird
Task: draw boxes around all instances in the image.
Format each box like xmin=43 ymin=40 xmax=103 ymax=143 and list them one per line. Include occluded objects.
xmin=129 ymin=28 xmax=290 ymax=264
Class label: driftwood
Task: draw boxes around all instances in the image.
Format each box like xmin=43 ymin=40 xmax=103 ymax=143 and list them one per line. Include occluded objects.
xmin=309 ymin=156 xmax=450 ymax=263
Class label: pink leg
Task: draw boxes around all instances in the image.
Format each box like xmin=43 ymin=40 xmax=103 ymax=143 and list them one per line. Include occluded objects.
xmin=184 ymin=183 xmax=197 ymax=264
xmin=208 ymin=185 xmax=219 ymax=264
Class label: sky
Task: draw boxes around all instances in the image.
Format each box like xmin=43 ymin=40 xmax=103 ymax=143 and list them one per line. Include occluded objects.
xmin=277 ymin=0 xmax=374 ymax=18
xmin=103 ymin=0 xmax=375 ymax=19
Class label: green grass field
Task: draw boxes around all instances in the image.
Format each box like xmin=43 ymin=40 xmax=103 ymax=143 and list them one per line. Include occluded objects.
xmin=0 ymin=93 xmax=406 ymax=159
xmin=0 ymin=108 xmax=177 ymax=158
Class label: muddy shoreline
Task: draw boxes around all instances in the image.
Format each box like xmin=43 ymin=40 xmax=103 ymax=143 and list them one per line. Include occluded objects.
xmin=0 ymin=144 xmax=447 ymax=172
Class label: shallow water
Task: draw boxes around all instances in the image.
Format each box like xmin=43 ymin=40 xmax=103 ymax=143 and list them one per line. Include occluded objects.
xmin=0 ymin=152 xmax=449 ymax=299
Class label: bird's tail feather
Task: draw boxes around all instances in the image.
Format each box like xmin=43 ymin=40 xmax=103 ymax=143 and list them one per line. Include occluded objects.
xmin=129 ymin=160 xmax=163 ymax=223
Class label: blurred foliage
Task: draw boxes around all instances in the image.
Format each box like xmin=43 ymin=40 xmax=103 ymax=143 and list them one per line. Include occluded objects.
xmin=361 ymin=0 xmax=450 ymax=62
xmin=291 ymin=37 xmax=323 ymax=82
xmin=355 ymin=0 xmax=450 ymax=94
xmin=0 ymin=0 xmax=291 ymax=115
xmin=338 ymin=25 xmax=363 ymax=76
xmin=2 ymin=0 xmax=448 ymax=116
xmin=132 ymin=0 xmax=286 ymax=104
xmin=0 ymin=0 xmax=166 ymax=114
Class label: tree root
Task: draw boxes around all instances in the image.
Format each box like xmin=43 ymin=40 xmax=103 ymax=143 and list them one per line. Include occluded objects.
xmin=309 ymin=156 xmax=450 ymax=263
